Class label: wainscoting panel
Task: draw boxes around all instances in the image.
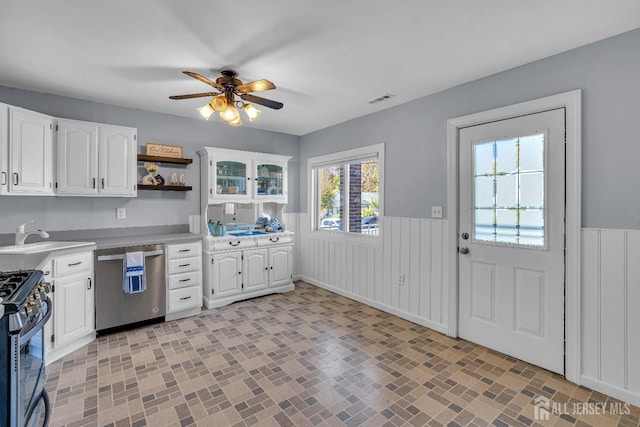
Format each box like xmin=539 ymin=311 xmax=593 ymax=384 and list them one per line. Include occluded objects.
xmin=295 ymin=214 xmax=449 ymax=334
xmin=582 ymin=228 xmax=640 ymax=406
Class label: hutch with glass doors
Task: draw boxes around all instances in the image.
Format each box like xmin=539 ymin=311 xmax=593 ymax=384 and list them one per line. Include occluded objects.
xmin=197 ymin=147 xmax=294 ymax=308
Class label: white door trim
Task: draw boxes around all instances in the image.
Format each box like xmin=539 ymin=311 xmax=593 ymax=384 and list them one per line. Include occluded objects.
xmin=446 ymin=90 xmax=582 ymax=384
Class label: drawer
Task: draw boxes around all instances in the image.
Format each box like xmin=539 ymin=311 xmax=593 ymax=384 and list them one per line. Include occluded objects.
xmin=256 ymin=234 xmax=292 ymax=247
xmin=167 ymin=256 xmax=201 ymax=274
xmin=167 ymin=270 xmax=201 ymax=290
xmin=53 ymin=251 xmax=93 ymax=277
xmin=168 ymin=286 xmax=201 ymax=313
xmin=210 ymin=238 xmax=256 ymax=251
xmin=166 ymin=242 xmax=202 ymax=259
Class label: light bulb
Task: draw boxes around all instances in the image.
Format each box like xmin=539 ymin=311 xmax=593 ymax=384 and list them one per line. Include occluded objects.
xmin=220 ymin=105 xmax=239 ymax=123
xmin=197 ymin=103 xmax=214 ymax=120
xmin=211 ymin=95 xmax=227 ymax=111
xmin=229 ymin=116 xmax=243 ymax=126
xmin=243 ymin=104 xmax=261 ymax=121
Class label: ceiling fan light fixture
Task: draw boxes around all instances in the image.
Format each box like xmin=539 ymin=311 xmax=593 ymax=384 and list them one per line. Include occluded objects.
xmin=197 ymin=103 xmax=215 ymax=120
xmin=243 ymin=103 xmax=261 ymax=121
xmin=220 ymin=105 xmax=240 ymax=123
xmin=211 ymin=95 xmax=227 ymax=112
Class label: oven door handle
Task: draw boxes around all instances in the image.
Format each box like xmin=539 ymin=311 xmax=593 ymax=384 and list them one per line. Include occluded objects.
xmin=19 ymin=297 xmax=53 ymax=343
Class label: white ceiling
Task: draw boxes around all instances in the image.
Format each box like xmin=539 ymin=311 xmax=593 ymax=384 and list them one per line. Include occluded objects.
xmin=1 ymin=1 xmax=640 ymax=136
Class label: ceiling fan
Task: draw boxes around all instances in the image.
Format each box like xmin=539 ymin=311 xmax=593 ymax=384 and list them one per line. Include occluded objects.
xmin=169 ymin=70 xmax=283 ymax=126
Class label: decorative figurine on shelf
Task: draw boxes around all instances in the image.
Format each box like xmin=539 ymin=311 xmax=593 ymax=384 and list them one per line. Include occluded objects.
xmin=154 ymin=175 xmax=165 ymax=185
xmin=142 ymin=162 xmax=158 ymax=185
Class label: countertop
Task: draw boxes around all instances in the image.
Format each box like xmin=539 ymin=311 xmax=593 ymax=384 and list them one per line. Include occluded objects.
xmin=82 ymin=232 xmax=202 ymax=250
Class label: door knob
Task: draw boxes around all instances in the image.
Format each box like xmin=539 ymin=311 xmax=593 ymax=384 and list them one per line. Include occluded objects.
xmin=459 ymin=247 xmax=470 ymax=255
xmin=461 ymin=232 xmax=469 ymax=240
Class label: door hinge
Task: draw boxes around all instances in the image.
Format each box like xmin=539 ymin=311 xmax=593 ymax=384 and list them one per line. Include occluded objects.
xmin=55 ymin=124 xmax=58 ymax=131
xmin=55 ymin=182 xmax=58 ymax=189
xmin=51 ymin=285 xmax=55 ymax=293
xmin=134 ymin=134 xmax=137 ymax=140
xmin=211 ymin=289 xmax=214 ymax=295
xmin=51 ymin=334 xmax=55 ymax=343
xmin=241 ymin=283 xmax=244 ymax=289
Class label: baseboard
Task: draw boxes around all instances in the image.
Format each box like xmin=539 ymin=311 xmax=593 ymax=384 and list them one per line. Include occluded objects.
xmin=581 ymin=375 xmax=640 ymax=407
xmin=46 ymin=333 xmax=95 ymax=365
xmin=299 ymin=275 xmax=448 ymax=335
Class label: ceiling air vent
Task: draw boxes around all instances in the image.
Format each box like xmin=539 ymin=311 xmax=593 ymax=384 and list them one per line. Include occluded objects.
xmin=368 ymin=93 xmax=396 ymax=105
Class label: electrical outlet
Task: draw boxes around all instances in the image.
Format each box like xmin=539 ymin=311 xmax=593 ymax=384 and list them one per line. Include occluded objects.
xmin=116 ymin=208 xmax=126 ymax=219
xmin=398 ymin=273 xmax=405 ymax=286
xmin=431 ymin=206 xmax=443 ymax=218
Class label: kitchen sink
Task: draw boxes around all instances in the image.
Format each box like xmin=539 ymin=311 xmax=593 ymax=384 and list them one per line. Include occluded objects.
xmin=0 ymin=241 xmax=95 ymax=255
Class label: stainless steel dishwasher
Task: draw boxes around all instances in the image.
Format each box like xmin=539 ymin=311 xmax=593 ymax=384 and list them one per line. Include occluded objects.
xmin=94 ymin=244 xmax=166 ymax=334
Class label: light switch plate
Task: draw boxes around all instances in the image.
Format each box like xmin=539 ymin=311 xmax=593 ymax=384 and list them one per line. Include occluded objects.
xmin=431 ymin=206 xmax=442 ymax=218
xmin=116 ymin=208 xmax=126 ymax=219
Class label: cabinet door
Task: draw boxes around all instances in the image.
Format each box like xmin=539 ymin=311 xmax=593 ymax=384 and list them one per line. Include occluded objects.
xmin=98 ymin=124 xmax=136 ymax=196
xmin=254 ymin=160 xmax=287 ymax=202
xmin=243 ymin=249 xmax=268 ymax=292
xmin=54 ymin=273 xmax=94 ymax=348
xmin=212 ymin=251 xmax=243 ymax=298
xmin=56 ymin=119 xmax=99 ymax=195
xmin=213 ymin=159 xmax=252 ymax=201
xmin=9 ymin=108 xmax=53 ymax=194
xmin=269 ymin=246 xmax=293 ymax=288
xmin=0 ymin=104 xmax=8 ymax=195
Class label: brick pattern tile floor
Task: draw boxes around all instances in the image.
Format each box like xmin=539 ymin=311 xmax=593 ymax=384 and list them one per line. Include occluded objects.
xmin=44 ymin=281 xmax=640 ymax=426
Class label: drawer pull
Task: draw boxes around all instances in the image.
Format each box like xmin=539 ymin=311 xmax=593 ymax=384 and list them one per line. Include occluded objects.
xmin=179 ymin=249 xmax=191 ymax=253
xmin=229 ymin=241 xmax=241 ymax=247
xmin=179 ymin=263 xmax=190 ymax=267
xmin=13 ymin=173 xmax=18 ymax=186
xmin=179 ymin=278 xmax=191 ymax=283
xmin=179 ymin=296 xmax=192 ymax=301
xmin=87 ymin=277 xmax=92 ymax=290
xmin=68 ymin=261 xmax=82 ymax=267
xmin=1 ymin=172 xmax=6 ymax=185
xmin=269 ymin=237 xmax=280 ymax=243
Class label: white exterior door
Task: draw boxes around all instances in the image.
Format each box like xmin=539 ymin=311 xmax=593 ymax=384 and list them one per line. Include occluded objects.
xmin=9 ymin=108 xmax=53 ymax=194
xmin=458 ymin=108 xmax=565 ymax=374
xmin=56 ymin=119 xmax=98 ymax=194
xmin=98 ymin=124 xmax=136 ymax=196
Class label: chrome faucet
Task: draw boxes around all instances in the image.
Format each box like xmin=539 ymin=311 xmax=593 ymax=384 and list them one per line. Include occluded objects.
xmin=15 ymin=221 xmax=50 ymax=245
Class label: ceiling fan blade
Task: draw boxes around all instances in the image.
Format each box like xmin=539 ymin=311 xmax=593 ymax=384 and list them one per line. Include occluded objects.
xmin=240 ymin=93 xmax=283 ymax=110
xmin=236 ymin=79 xmax=276 ymax=93
xmin=169 ymin=92 xmax=218 ymax=100
xmin=183 ymin=71 xmax=223 ymax=91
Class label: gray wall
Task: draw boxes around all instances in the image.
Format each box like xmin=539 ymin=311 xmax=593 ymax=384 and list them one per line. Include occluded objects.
xmin=0 ymin=87 xmax=300 ymax=233
xmin=300 ymin=28 xmax=640 ymax=229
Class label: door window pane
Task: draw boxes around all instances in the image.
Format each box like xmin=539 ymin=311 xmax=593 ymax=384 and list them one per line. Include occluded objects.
xmin=472 ymin=133 xmax=545 ymax=246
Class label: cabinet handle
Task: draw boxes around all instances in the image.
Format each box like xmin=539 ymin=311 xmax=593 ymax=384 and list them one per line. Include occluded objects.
xmin=179 ymin=278 xmax=191 ymax=283
xmin=101 ymin=178 xmax=105 ymax=189
xmin=269 ymin=237 xmax=280 ymax=243
xmin=179 ymin=263 xmax=190 ymax=268
xmin=180 ymin=296 xmax=192 ymax=301
xmin=179 ymin=249 xmax=191 ymax=253
xmin=264 ymin=267 xmax=268 ymax=270
xmin=44 ymin=270 xmax=50 ymax=276
xmin=1 ymin=172 xmax=6 ymax=185
xmin=68 ymin=261 xmax=82 ymax=267
xmin=229 ymin=241 xmax=241 ymax=247
xmin=238 ymin=271 xmax=241 ymax=275
xmin=87 ymin=278 xmax=92 ymax=289
xmin=13 ymin=173 xmax=18 ymax=185
xmin=92 ymin=178 xmax=96 ymax=189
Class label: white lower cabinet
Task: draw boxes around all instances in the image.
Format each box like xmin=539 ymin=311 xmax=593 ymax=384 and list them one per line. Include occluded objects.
xmin=203 ymin=234 xmax=294 ymax=308
xmin=165 ymin=241 xmax=202 ymax=321
xmin=44 ymin=250 xmax=95 ymax=364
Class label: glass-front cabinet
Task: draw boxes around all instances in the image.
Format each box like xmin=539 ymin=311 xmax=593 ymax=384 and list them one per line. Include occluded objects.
xmin=198 ymin=147 xmax=290 ymax=205
xmin=254 ymin=162 xmax=285 ymax=200
xmin=215 ymin=159 xmax=250 ymax=199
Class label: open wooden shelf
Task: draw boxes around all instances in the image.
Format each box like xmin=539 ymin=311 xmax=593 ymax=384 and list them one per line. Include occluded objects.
xmin=137 ymin=154 xmax=193 ymax=164
xmin=138 ymin=184 xmax=192 ymax=191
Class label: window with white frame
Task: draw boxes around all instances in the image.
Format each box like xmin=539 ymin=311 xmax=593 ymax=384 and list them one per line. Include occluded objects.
xmin=309 ymin=143 xmax=384 ymax=237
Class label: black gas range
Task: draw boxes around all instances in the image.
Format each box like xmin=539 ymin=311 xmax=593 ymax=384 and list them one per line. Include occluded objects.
xmin=0 ymin=270 xmax=52 ymax=427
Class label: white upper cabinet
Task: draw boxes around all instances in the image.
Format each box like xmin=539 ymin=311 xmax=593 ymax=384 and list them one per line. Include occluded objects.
xmin=9 ymin=107 xmax=54 ymax=195
xmin=56 ymin=119 xmax=99 ymax=195
xmin=98 ymin=124 xmax=136 ymax=196
xmin=198 ymin=147 xmax=291 ymax=204
xmin=0 ymin=104 xmax=8 ymax=195
xmin=56 ymin=120 xmax=137 ymax=197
